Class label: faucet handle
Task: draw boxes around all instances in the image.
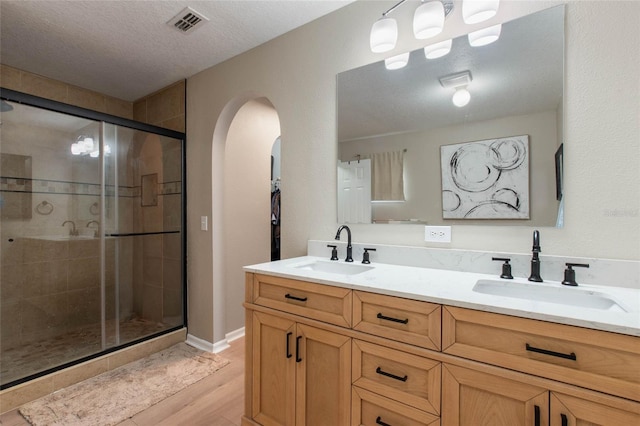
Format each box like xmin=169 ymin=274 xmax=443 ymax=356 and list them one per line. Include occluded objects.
xmin=362 ymin=248 xmax=376 ymax=264
xmin=561 ymin=263 xmax=589 ymax=286
xmin=327 ymin=245 xmax=338 ymax=261
xmin=492 ymin=257 xmax=513 ymax=279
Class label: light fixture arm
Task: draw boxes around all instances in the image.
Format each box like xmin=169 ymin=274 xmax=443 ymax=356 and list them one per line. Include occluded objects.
xmin=380 ymin=0 xmax=409 ymax=18
xmin=379 ymin=0 xmax=454 ymax=18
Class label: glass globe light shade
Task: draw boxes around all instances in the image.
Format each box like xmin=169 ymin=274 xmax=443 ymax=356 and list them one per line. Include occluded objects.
xmin=424 ymin=39 xmax=452 ymax=59
xmin=83 ymin=137 xmax=94 ymax=152
xmin=452 ymin=88 xmax=471 ymax=107
xmin=71 ymin=143 xmax=82 ymax=155
xmin=413 ymin=1 xmax=444 ymax=39
xmin=462 ymin=0 xmax=500 ymax=24
xmin=370 ymin=17 xmax=398 ymax=53
xmin=385 ymin=52 xmax=410 ymax=70
xmin=468 ymin=24 xmax=502 ymax=46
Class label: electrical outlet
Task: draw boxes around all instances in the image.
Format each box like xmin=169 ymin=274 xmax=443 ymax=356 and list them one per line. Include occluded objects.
xmin=424 ymin=226 xmax=451 ymax=243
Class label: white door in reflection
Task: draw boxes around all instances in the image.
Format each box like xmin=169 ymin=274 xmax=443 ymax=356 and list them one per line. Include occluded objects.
xmin=337 ymin=159 xmax=371 ymax=224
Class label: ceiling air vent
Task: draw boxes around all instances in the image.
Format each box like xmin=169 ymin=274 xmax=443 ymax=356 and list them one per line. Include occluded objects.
xmin=167 ymin=7 xmax=209 ymax=34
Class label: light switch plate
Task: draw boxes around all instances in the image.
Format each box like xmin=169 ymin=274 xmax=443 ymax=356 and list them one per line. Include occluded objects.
xmin=200 ymin=216 xmax=208 ymax=231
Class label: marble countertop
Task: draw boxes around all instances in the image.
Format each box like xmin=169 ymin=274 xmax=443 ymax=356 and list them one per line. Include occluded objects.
xmin=245 ymin=256 xmax=640 ymax=337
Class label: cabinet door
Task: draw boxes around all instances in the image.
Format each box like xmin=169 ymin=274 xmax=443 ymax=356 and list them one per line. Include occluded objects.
xmin=550 ymin=392 xmax=640 ymax=426
xmin=295 ymin=323 xmax=351 ymax=426
xmin=252 ymin=312 xmax=296 ymax=426
xmin=442 ymin=364 xmax=549 ymax=426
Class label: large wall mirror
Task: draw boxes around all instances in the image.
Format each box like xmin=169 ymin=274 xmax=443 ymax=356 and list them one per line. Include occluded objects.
xmin=337 ymin=5 xmax=564 ymax=227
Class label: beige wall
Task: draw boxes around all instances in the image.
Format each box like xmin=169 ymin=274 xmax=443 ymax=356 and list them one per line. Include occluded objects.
xmin=187 ymin=1 xmax=640 ymax=342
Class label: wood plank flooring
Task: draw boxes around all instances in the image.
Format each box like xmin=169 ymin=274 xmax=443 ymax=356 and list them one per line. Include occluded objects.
xmin=0 ymin=337 xmax=245 ymax=426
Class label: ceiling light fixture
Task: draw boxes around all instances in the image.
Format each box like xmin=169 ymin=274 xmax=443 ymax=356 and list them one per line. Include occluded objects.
xmin=468 ymin=24 xmax=502 ymax=46
xmin=385 ymin=52 xmax=410 ymax=70
xmin=462 ymin=0 xmax=500 ymax=24
xmin=439 ymin=70 xmax=473 ymax=108
xmin=424 ymin=39 xmax=452 ymax=59
xmin=370 ymin=0 xmax=454 ymax=54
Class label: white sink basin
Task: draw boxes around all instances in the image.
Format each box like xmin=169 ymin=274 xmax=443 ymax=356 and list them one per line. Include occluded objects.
xmin=473 ymin=279 xmax=627 ymax=312
xmin=293 ymin=260 xmax=374 ymax=276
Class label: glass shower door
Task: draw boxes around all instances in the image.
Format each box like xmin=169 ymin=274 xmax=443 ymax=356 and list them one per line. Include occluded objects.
xmin=102 ymin=123 xmax=184 ymax=348
xmin=0 ymin=91 xmax=185 ymax=389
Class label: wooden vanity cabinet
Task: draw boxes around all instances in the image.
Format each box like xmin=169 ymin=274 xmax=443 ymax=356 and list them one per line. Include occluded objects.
xmin=442 ymin=361 xmax=640 ymax=426
xmin=244 ymin=271 xmax=639 ymax=426
xmin=441 ymin=306 xmax=640 ymax=426
xmin=246 ymin=274 xmax=352 ymax=426
xmin=250 ymin=311 xmax=351 ymax=426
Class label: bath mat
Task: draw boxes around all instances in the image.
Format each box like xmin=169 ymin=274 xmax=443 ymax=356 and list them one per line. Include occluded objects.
xmin=19 ymin=343 xmax=229 ymax=426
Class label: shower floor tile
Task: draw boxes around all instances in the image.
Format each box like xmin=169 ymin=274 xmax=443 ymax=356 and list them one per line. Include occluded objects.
xmin=1 ymin=317 xmax=169 ymax=387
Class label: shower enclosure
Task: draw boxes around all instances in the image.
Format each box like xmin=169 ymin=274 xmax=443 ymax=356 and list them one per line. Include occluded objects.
xmin=0 ymin=89 xmax=186 ymax=389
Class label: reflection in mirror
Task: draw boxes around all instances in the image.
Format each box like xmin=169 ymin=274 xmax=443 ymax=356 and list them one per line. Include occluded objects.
xmin=337 ymin=5 xmax=564 ymax=227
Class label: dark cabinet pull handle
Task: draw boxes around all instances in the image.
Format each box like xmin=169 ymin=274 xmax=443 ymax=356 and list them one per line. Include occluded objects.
xmin=377 ymin=313 xmax=409 ymax=324
xmin=526 ymin=343 xmax=577 ymax=361
xmin=561 ymin=414 xmax=568 ymax=426
xmin=285 ymin=293 xmax=308 ymax=302
xmin=534 ymin=405 xmax=541 ymax=426
xmin=296 ymin=336 xmax=302 ymax=362
xmin=286 ymin=332 xmax=292 ymax=358
xmin=376 ymin=416 xmax=391 ymax=426
xmin=376 ymin=367 xmax=408 ymax=382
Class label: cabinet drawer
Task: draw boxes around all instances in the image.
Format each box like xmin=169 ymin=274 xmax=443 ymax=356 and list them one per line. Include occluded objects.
xmin=353 ymin=291 xmax=441 ymax=350
xmin=442 ymin=306 xmax=640 ymax=401
xmin=353 ymin=340 xmax=441 ymax=415
xmin=252 ymin=273 xmax=352 ymax=327
xmin=352 ymin=387 xmax=440 ymax=426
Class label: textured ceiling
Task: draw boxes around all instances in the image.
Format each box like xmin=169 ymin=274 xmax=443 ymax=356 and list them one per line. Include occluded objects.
xmin=0 ymin=0 xmax=353 ymax=101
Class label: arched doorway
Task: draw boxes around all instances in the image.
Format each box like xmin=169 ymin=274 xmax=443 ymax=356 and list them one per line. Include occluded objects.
xmin=210 ymin=96 xmax=281 ymax=349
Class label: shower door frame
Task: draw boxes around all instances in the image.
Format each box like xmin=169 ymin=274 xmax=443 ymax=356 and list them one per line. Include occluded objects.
xmin=0 ymin=87 xmax=187 ymax=390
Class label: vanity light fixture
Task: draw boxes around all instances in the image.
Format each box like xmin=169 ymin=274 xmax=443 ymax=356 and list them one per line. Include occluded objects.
xmin=70 ymin=136 xmax=109 ymax=157
xmin=424 ymin=38 xmax=452 ymax=59
xmin=385 ymin=52 xmax=410 ymax=70
xmin=370 ymin=0 xmax=454 ymax=53
xmin=439 ymin=70 xmax=473 ymax=108
xmin=468 ymin=23 xmax=502 ymax=46
xmin=370 ymin=15 xmax=398 ymax=53
xmin=413 ymin=1 xmax=445 ymax=39
xmin=462 ymin=0 xmax=500 ymax=24
xmin=71 ymin=136 xmax=94 ymax=155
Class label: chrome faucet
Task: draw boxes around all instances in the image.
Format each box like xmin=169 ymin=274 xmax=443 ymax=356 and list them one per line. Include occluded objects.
xmin=334 ymin=225 xmax=353 ymax=262
xmin=528 ymin=230 xmax=543 ymax=282
xmin=62 ymin=220 xmax=78 ymax=236
xmin=87 ymin=220 xmax=100 ymax=237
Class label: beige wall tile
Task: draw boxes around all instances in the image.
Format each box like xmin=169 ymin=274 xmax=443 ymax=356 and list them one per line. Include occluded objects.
xmin=0 ymin=375 xmax=54 ymax=413
xmin=0 ymin=64 xmax=21 ymax=90
xmin=51 ymin=357 xmax=109 ymax=389
xmin=160 ymin=115 xmax=185 ymax=133
xmin=143 ymin=257 xmax=163 ymax=287
xmin=105 ymin=96 xmax=134 ymax=119
xmin=133 ymin=98 xmax=147 ymax=122
xmin=21 ymin=73 xmax=67 ymax=103
xmin=146 ymin=81 xmax=184 ymax=125
xmin=142 ymin=285 xmax=163 ymax=322
xmin=67 ymin=86 xmax=105 ymax=113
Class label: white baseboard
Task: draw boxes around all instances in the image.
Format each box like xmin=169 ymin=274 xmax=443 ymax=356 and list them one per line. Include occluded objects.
xmin=186 ymin=327 xmax=245 ymax=354
xmin=186 ymin=333 xmax=215 ymax=352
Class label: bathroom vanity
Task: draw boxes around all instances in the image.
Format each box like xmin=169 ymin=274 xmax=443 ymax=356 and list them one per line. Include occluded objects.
xmin=242 ymin=251 xmax=640 ymax=426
